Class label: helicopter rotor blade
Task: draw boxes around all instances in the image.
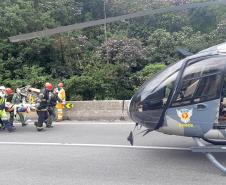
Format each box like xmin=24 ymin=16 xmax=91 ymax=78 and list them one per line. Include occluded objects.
xmin=9 ymin=0 xmax=226 ymax=43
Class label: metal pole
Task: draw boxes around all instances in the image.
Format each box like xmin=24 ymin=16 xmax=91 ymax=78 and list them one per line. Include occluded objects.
xmin=103 ymin=0 xmax=109 ymax=64
xmin=104 ymin=0 xmax=107 ymax=43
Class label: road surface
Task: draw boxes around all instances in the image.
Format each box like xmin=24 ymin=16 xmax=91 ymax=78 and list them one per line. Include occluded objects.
xmin=0 ymin=121 xmax=225 ymax=185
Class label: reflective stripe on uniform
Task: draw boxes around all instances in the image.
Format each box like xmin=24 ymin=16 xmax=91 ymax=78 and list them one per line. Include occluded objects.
xmin=0 ymin=98 xmax=4 ymax=104
xmin=36 ymin=109 xmax=48 ymax=112
xmin=58 ymin=89 xmax=65 ymax=101
xmin=0 ymin=110 xmax=7 ymax=119
xmin=36 ymin=126 xmax=43 ymax=129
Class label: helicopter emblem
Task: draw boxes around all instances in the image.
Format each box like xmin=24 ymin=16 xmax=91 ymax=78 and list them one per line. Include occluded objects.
xmin=176 ymin=109 xmax=193 ymax=124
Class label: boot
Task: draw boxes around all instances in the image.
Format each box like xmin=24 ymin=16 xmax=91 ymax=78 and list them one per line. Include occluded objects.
xmin=46 ymin=124 xmax=53 ymax=128
xmin=37 ymin=127 xmax=43 ymax=131
xmin=34 ymin=121 xmax=38 ymax=126
xmin=2 ymin=120 xmax=15 ymax=132
xmin=7 ymin=126 xmax=16 ymax=132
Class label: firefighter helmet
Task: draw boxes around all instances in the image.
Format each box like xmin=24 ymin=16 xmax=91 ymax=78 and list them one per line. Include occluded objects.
xmin=5 ymin=88 xmax=14 ymax=95
xmin=45 ymin=83 xmax=53 ymax=91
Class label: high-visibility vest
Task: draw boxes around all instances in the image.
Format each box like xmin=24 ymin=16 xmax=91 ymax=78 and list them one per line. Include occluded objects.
xmin=58 ymin=88 xmax=65 ymax=102
xmin=0 ymin=98 xmax=5 ymax=105
xmin=56 ymin=88 xmax=65 ymax=120
xmin=56 ymin=88 xmax=66 ymax=109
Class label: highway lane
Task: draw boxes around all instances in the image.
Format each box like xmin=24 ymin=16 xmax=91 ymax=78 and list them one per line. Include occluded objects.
xmin=0 ymin=121 xmax=225 ymax=185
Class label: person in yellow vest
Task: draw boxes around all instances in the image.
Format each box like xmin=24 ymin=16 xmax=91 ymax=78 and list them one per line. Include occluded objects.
xmin=0 ymin=86 xmax=15 ymax=132
xmin=58 ymin=82 xmax=66 ymax=106
xmin=55 ymin=82 xmax=66 ymax=121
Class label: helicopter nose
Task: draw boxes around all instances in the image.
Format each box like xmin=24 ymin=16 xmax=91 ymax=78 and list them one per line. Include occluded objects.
xmin=128 ymin=90 xmax=163 ymax=130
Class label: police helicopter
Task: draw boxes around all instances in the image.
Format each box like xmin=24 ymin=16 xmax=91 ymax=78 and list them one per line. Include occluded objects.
xmin=128 ymin=42 xmax=226 ymax=174
xmin=8 ymin=0 xmax=226 ymax=174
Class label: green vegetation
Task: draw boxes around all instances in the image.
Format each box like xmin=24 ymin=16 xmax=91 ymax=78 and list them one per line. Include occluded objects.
xmin=0 ymin=0 xmax=226 ymax=100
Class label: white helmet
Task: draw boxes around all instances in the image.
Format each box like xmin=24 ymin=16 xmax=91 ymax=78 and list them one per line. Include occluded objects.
xmin=0 ymin=92 xmax=5 ymax=98
xmin=0 ymin=86 xmax=6 ymax=90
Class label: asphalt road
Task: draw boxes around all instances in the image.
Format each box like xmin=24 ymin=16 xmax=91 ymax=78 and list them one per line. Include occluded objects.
xmin=0 ymin=121 xmax=225 ymax=185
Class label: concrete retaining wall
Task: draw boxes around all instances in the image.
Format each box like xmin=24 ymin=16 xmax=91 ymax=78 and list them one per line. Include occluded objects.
xmin=27 ymin=100 xmax=131 ymax=121
xmin=65 ymin=100 xmax=131 ymax=121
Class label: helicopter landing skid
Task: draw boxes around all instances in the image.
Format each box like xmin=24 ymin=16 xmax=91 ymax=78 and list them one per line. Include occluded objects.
xmin=192 ymin=138 xmax=226 ymax=174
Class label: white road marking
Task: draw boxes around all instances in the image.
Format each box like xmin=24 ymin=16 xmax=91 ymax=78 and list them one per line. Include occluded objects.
xmin=13 ymin=122 xmax=134 ymax=125
xmin=0 ymin=168 xmax=25 ymax=175
xmin=0 ymin=142 xmax=191 ymax=151
xmin=58 ymin=122 xmax=134 ymax=125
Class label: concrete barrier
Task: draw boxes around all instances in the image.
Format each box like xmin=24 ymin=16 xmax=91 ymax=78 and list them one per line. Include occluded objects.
xmin=64 ymin=100 xmax=131 ymax=121
xmin=27 ymin=100 xmax=131 ymax=121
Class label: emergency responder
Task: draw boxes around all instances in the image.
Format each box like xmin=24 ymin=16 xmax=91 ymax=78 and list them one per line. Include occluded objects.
xmin=5 ymin=88 xmax=15 ymax=126
xmin=5 ymin=88 xmax=14 ymax=102
xmin=56 ymin=82 xmax=66 ymax=121
xmin=35 ymin=82 xmax=52 ymax=131
xmin=46 ymin=88 xmax=62 ymax=127
xmin=10 ymin=88 xmax=27 ymax=126
xmin=58 ymin=82 xmax=66 ymax=105
xmin=0 ymin=86 xmax=15 ymax=132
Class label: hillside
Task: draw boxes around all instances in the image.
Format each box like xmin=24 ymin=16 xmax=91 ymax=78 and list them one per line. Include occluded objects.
xmin=0 ymin=0 xmax=226 ymax=100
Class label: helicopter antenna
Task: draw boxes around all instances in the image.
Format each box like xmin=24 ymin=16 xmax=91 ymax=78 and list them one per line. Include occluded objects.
xmin=8 ymin=0 xmax=226 ymax=43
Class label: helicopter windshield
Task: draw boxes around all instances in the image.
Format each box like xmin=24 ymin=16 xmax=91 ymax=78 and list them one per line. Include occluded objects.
xmin=129 ymin=59 xmax=184 ymax=129
xmin=140 ymin=60 xmax=184 ymax=99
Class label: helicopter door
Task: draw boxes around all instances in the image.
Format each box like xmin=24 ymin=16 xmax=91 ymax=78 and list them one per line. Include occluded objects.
xmin=164 ymin=56 xmax=225 ymax=137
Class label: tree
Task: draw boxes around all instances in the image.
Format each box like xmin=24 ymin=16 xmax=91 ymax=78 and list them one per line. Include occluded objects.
xmin=132 ymin=63 xmax=166 ymax=90
xmin=0 ymin=0 xmax=226 ymax=100
xmin=145 ymin=29 xmax=177 ymax=64
xmin=98 ymin=37 xmax=147 ymax=71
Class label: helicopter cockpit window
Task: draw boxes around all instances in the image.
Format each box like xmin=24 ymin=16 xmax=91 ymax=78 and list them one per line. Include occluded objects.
xmin=172 ymin=57 xmax=225 ymax=107
xmin=193 ymin=74 xmax=222 ymax=102
xmin=140 ymin=71 xmax=178 ymax=111
xmin=173 ymin=78 xmax=200 ymax=106
xmin=140 ymin=59 xmax=183 ymax=94
xmin=129 ymin=60 xmax=183 ymax=128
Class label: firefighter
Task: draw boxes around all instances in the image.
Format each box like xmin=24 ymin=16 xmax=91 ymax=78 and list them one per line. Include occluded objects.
xmin=5 ymin=88 xmax=14 ymax=102
xmin=57 ymin=82 xmax=65 ymax=105
xmin=46 ymin=88 xmax=62 ymax=127
xmin=56 ymin=82 xmax=66 ymax=121
xmin=0 ymin=86 xmax=15 ymax=132
xmin=5 ymin=88 xmax=15 ymax=126
xmin=35 ymin=83 xmax=52 ymax=131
